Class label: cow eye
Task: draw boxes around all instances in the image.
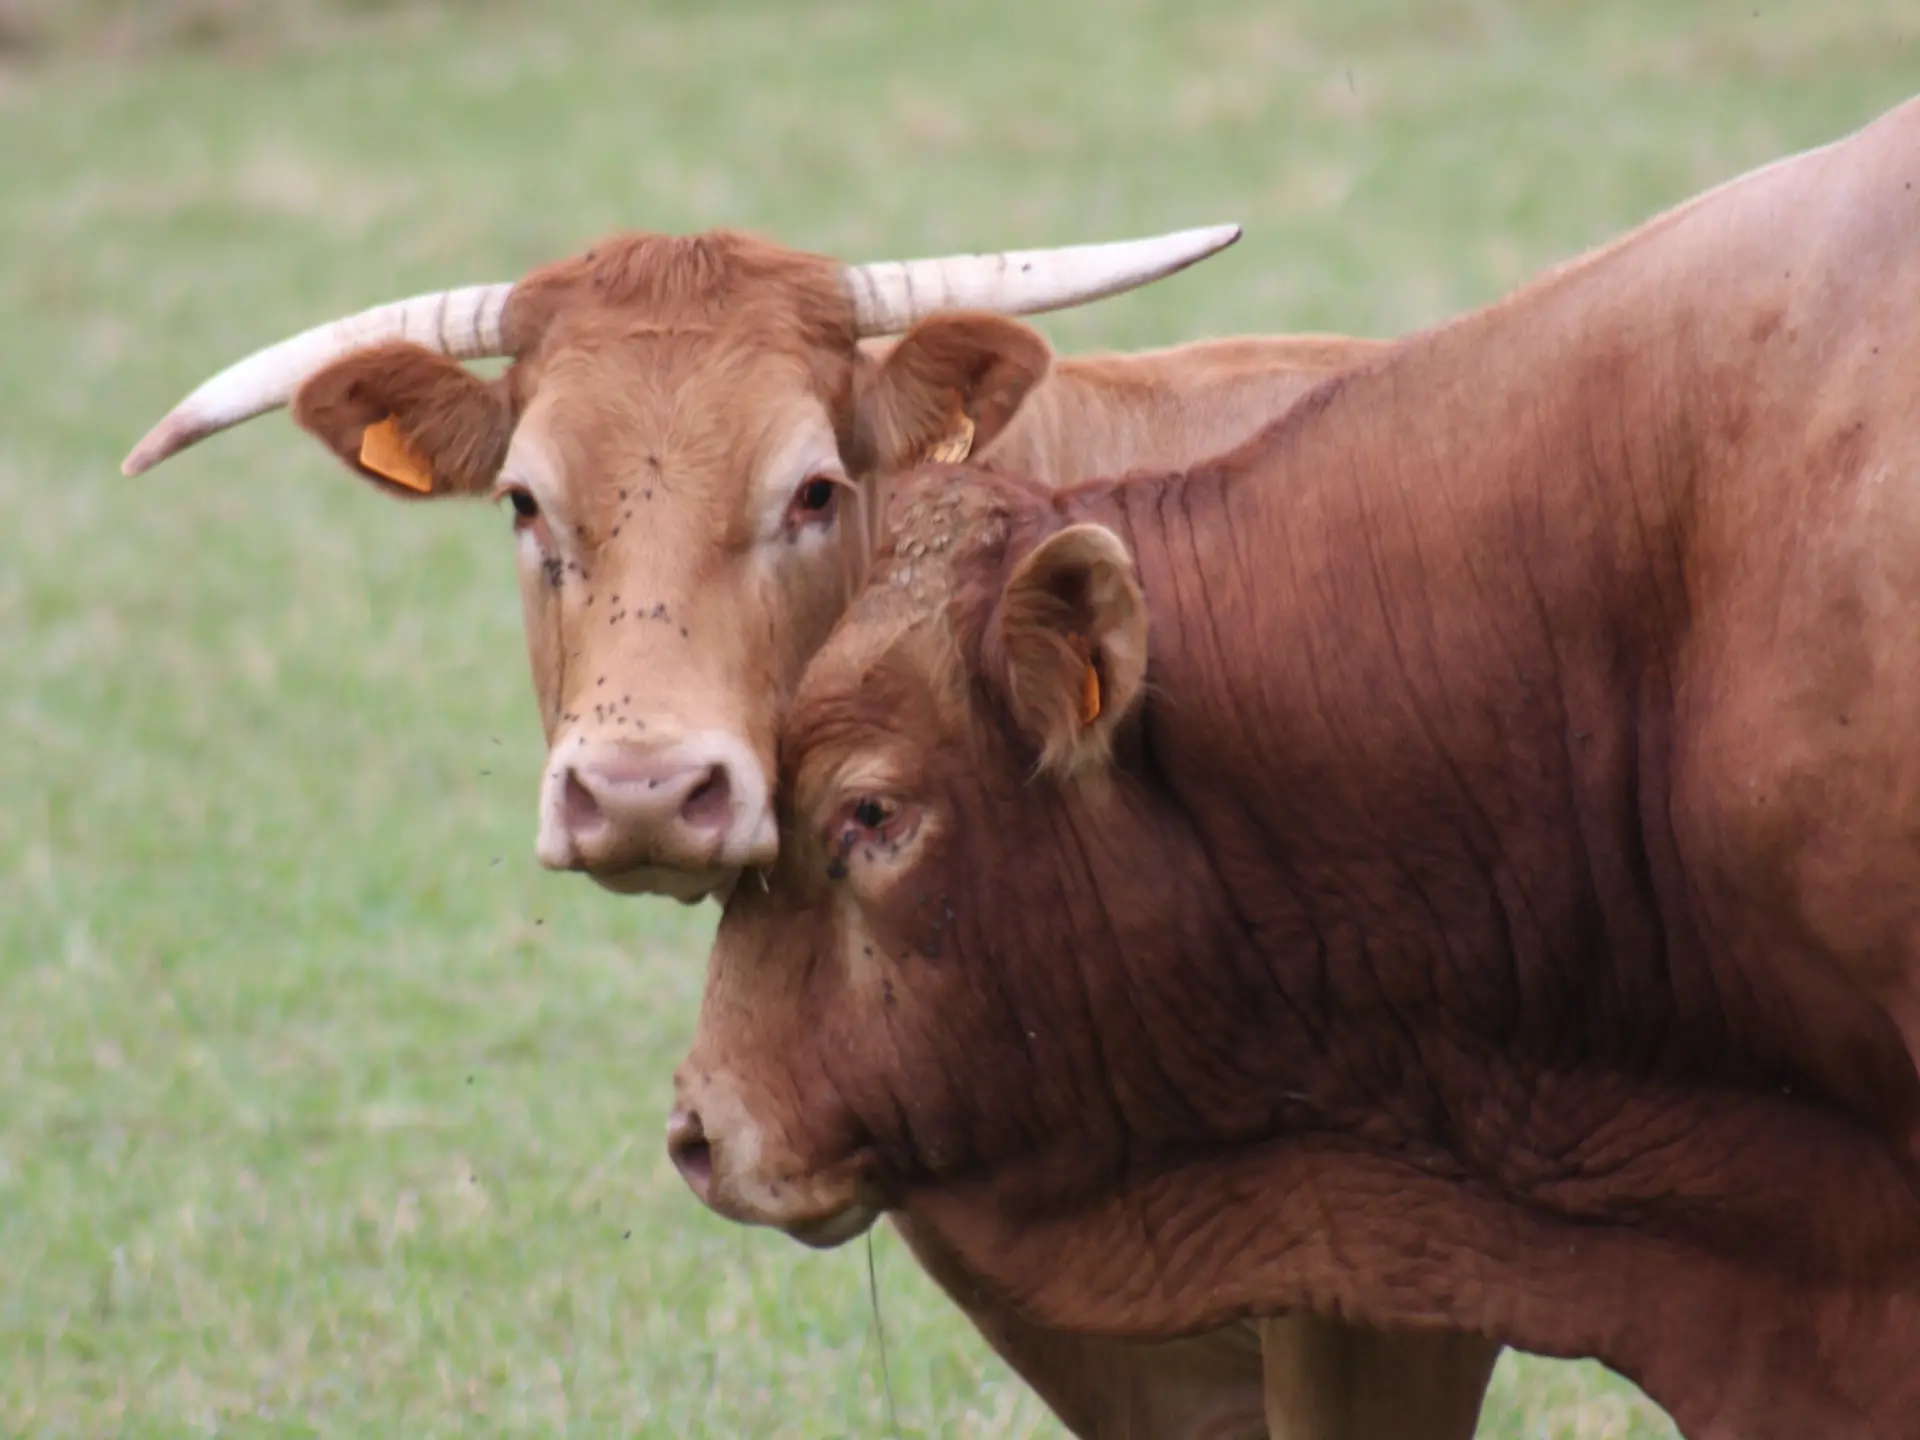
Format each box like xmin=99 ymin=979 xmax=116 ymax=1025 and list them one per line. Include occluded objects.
xmin=785 ymin=474 xmax=842 ymax=533
xmin=852 ymin=797 xmax=891 ymax=831
xmin=505 ymin=488 xmax=540 ymax=523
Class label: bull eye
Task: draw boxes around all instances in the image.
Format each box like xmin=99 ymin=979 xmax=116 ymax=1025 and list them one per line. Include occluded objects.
xmin=829 ymin=794 xmax=916 ymax=881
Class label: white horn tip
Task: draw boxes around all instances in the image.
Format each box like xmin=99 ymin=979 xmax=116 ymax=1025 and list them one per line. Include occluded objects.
xmin=1189 ymin=223 xmax=1243 ymax=258
xmin=122 ymin=413 xmax=198 ymax=477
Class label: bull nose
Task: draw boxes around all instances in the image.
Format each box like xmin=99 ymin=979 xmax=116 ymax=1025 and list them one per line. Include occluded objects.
xmin=667 ymin=1106 xmax=712 ymax=1202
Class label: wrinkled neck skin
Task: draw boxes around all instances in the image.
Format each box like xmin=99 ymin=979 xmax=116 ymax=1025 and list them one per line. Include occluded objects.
xmin=881 ymin=115 xmax=1920 ymax=1439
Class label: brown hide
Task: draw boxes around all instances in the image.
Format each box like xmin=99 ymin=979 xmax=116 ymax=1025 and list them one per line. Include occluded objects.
xmin=679 ymin=96 xmax=1920 ymax=1438
xmin=286 ymin=230 xmax=1451 ymax=1439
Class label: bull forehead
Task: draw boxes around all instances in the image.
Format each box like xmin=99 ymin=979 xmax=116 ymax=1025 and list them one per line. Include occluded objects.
xmin=868 ymin=468 xmax=1014 ymax=609
xmin=787 ymin=473 xmax=1018 ymax=773
xmin=797 ymin=469 xmax=1026 ymax=686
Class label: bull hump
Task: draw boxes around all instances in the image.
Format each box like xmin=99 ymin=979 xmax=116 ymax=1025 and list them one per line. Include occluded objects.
xmin=877 ymin=480 xmax=1008 ymax=606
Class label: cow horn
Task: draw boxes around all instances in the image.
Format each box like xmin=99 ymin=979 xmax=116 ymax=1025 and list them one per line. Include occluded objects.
xmin=121 ymin=224 xmax=1241 ymax=477
xmin=120 ymin=282 xmax=515 ymax=477
xmin=837 ymin=223 xmax=1242 ymax=337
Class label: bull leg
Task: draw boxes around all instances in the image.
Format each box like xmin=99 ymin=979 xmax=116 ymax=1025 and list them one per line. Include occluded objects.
xmin=971 ymin=1321 xmax=1270 ymax=1440
xmin=1258 ymin=1315 xmax=1500 ymax=1440
xmin=892 ymin=1214 xmax=1266 ymax=1438
xmin=892 ymin=1214 xmax=1500 ymax=1439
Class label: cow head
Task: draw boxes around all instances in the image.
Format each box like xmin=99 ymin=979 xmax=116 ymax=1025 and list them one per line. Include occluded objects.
xmin=671 ymin=464 xmax=1171 ymax=1245
xmin=124 ymin=226 xmax=1237 ymax=903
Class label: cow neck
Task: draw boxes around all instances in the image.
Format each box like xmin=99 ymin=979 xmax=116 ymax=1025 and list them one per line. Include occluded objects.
xmin=986 ymin=346 xmax=1361 ymax=490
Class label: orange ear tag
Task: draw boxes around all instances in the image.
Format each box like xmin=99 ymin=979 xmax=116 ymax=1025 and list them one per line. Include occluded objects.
xmin=1080 ymin=660 xmax=1103 ymax=727
xmin=922 ymin=413 xmax=976 ymax=466
xmin=1066 ymin=632 xmax=1103 ymax=727
xmin=358 ymin=416 xmax=434 ymax=494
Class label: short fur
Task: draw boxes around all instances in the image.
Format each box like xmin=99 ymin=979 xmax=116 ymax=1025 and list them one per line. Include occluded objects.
xmin=854 ymin=313 xmax=1054 ymax=472
xmin=292 ymin=341 xmax=512 ymax=499
xmin=985 ymin=521 xmax=1150 ymax=777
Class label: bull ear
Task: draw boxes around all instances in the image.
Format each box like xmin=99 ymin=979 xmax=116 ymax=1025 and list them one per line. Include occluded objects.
xmin=859 ymin=314 xmax=1052 ymax=472
xmin=291 ymin=341 xmax=512 ymax=501
xmin=994 ymin=522 xmax=1147 ymax=777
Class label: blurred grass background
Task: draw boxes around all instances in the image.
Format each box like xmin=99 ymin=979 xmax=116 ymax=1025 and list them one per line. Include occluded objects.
xmin=5 ymin=0 xmax=1920 ymax=1433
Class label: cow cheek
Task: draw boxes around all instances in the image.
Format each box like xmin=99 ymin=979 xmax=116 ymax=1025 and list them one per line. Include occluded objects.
xmin=514 ymin=550 xmax=568 ymax=740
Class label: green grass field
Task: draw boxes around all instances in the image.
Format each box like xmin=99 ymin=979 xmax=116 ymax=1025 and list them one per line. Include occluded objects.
xmin=6 ymin=1 xmax=1920 ymax=1433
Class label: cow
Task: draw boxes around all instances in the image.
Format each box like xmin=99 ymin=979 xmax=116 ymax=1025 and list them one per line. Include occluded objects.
xmin=120 ymin=230 xmax=1503 ymax=1438
xmin=669 ymin=93 xmax=1920 ymax=1440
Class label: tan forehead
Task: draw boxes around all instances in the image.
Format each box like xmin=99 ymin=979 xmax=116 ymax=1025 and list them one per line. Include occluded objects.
xmin=513 ymin=334 xmax=838 ymax=512
xmin=505 ymin=229 xmax=854 ymax=348
xmin=500 ymin=229 xmax=858 ymax=493
xmin=529 ymin=323 xmax=822 ymax=421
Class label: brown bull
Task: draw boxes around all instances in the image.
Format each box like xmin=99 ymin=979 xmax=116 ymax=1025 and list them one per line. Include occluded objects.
xmin=673 ymin=94 xmax=1920 ymax=1439
xmin=123 ymin=230 xmax=1502 ymax=1438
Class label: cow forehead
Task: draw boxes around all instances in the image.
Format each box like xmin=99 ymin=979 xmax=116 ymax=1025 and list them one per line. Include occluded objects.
xmin=513 ymin=335 xmax=844 ymax=526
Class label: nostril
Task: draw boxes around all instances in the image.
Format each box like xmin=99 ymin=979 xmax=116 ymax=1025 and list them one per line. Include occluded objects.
xmin=678 ymin=1138 xmax=714 ymax=1196
xmin=562 ymin=768 xmax=603 ymax=836
xmin=678 ymin=765 xmax=733 ymax=837
xmin=667 ymin=1108 xmax=713 ymax=1199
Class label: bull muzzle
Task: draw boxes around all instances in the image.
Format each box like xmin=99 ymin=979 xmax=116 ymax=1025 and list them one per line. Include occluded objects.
xmin=668 ymin=1072 xmax=882 ymax=1249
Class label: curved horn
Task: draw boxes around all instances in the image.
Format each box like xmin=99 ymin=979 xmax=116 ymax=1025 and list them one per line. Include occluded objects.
xmin=838 ymin=223 xmax=1241 ymax=337
xmin=121 ymin=282 xmax=515 ymax=477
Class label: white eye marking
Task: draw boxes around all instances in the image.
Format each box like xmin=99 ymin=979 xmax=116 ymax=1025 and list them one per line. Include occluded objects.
xmin=825 ymin=794 xmax=920 ymax=881
xmin=755 ymin=403 xmax=848 ymax=547
xmin=782 ymin=472 xmax=853 ymax=540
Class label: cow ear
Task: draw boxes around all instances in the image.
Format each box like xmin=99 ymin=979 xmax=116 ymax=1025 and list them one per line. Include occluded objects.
xmin=994 ymin=522 xmax=1147 ymax=777
xmin=291 ymin=341 xmax=513 ymax=501
xmin=860 ymin=314 xmax=1052 ymax=472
